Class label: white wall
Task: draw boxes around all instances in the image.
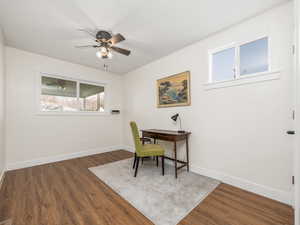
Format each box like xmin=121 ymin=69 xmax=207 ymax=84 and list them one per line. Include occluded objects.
xmin=123 ymin=3 xmax=294 ymax=204
xmin=0 ymin=28 xmax=5 ymax=180
xmin=5 ymin=47 xmax=123 ymax=169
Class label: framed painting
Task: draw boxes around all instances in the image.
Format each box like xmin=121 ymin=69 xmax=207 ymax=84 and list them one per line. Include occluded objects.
xmin=157 ymin=71 xmax=191 ymax=108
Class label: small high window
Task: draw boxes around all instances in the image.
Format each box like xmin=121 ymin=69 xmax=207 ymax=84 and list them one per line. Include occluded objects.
xmin=211 ymin=47 xmax=236 ymax=82
xmin=240 ymin=37 xmax=269 ymax=76
xmin=209 ymin=37 xmax=269 ymax=83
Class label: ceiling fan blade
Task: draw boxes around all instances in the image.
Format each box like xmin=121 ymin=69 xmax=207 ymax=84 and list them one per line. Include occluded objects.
xmin=110 ymin=46 xmax=131 ymax=56
xmin=75 ymin=45 xmax=98 ymax=48
xmin=108 ymin=33 xmax=125 ymax=45
xmin=78 ymin=29 xmax=96 ymax=38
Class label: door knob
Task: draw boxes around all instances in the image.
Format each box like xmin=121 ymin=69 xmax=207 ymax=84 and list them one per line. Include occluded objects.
xmin=287 ymin=130 xmax=295 ymax=135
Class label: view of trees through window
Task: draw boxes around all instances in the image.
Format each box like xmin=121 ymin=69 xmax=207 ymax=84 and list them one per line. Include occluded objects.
xmin=79 ymin=93 xmax=105 ymax=112
xmin=40 ymin=75 xmax=105 ymax=112
xmin=41 ymin=95 xmax=79 ymax=112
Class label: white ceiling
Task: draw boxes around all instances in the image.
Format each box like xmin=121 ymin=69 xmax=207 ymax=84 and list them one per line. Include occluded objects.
xmin=0 ymin=0 xmax=289 ymax=74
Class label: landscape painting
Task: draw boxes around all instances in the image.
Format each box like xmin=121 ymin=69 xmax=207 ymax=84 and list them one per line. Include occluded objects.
xmin=157 ymin=71 xmax=191 ymax=108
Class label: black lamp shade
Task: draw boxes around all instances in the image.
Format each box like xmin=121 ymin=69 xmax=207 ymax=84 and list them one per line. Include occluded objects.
xmin=171 ymin=113 xmax=179 ymax=122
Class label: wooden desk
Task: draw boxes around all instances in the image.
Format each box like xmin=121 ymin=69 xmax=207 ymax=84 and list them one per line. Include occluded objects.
xmin=141 ymin=129 xmax=191 ymax=178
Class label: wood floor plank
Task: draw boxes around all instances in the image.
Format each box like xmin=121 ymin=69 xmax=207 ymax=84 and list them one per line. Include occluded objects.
xmin=0 ymin=150 xmax=294 ymax=225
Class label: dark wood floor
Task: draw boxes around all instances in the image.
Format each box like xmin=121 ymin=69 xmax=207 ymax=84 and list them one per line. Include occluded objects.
xmin=0 ymin=150 xmax=294 ymax=225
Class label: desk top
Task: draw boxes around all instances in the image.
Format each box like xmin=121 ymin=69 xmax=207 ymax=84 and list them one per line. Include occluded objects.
xmin=141 ymin=129 xmax=191 ymax=136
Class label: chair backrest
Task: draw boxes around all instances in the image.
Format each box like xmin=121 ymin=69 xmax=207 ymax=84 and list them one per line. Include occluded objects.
xmin=130 ymin=121 xmax=143 ymax=154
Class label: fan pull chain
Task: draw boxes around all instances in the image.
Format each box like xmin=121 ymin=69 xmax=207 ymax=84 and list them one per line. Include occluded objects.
xmin=103 ymin=64 xmax=108 ymax=72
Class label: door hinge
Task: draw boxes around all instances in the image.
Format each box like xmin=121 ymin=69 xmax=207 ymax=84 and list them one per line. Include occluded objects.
xmin=292 ymin=176 xmax=295 ymax=185
xmin=292 ymin=110 xmax=295 ymax=120
xmin=292 ymin=45 xmax=296 ymax=55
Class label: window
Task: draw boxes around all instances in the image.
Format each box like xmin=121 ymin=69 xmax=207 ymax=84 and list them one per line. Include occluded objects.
xmin=209 ymin=37 xmax=269 ymax=83
xmin=212 ymin=47 xmax=236 ymax=82
xmin=40 ymin=74 xmax=105 ymax=113
xmin=79 ymin=83 xmax=104 ymax=112
xmin=240 ymin=37 xmax=268 ymax=76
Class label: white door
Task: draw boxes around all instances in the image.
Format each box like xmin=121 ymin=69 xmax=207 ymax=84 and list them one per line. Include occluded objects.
xmin=294 ymin=1 xmax=300 ymax=224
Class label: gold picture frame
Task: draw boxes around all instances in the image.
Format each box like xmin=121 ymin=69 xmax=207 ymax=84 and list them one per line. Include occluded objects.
xmin=157 ymin=71 xmax=191 ymax=108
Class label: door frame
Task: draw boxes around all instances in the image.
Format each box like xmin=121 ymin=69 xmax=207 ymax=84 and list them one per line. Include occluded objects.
xmin=294 ymin=0 xmax=300 ymax=224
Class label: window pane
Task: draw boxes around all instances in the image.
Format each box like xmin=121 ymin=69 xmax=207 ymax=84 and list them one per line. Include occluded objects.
xmin=41 ymin=76 xmax=78 ymax=112
xmin=212 ymin=47 xmax=235 ymax=82
xmin=79 ymin=83 xmax=105 ymax=112
xmin=240 ymin=37 xmax=268 ymax=76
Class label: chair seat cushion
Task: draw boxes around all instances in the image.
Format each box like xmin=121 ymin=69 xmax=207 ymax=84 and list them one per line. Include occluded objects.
xmin=137 ymin=144 xmax=165 ymax=157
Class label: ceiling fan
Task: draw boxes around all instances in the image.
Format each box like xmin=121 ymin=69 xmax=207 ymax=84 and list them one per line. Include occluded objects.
xmin=76 ymin=29 xmax=131 ymax=59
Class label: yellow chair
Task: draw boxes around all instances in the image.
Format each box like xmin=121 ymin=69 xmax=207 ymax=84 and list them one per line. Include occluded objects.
xmin=130 ymin=121 xmax=165 ymax=177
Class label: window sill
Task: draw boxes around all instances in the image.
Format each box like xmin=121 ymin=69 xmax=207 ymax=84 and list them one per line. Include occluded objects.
xmin=36 ymin=111 xmax=112 ymax=116
xmin=204 ymin=70 xmax=280 ymax=90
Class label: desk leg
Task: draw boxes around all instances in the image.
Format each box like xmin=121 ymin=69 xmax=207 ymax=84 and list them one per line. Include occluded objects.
xmin=142 ymin=133 xmax=145 ymax=145
xmin=186 ymin=136 xmax=190 ymax=172
xmin=174 ymin=141 xmax=177 ymax=179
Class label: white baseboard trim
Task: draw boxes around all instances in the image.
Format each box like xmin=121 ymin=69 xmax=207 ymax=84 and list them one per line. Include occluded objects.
xmin=122 ymin=145 xmax=135 ymax=153
xmin=191 ymin=164 xmax=293 ymax=205
xmin=6 ymin=145 xmax=124 ymax=171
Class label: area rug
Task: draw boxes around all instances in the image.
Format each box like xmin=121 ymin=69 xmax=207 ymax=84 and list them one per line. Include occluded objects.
xmin=89 ymin=158 xmax=220 ymax=225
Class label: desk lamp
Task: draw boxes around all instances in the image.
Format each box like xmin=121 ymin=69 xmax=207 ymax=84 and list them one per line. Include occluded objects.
xmin=171 ymin=113 xmax=185 ymax=133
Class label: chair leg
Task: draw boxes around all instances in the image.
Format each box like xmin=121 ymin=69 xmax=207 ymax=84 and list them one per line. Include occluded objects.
xmin=142 ymin=157 xmax=144 ymax=164
xmin=133 ymin=153 xmax=137 ymax=169
xmin=156 ymin=156 xmax=159 ymax=167
xmin=162 ymin=156 xmax=165 ymax=176
xmin=134 ymin=157 xmax=140 ymax=177
xmin=153 ymin=139 xmax=157 ymax=161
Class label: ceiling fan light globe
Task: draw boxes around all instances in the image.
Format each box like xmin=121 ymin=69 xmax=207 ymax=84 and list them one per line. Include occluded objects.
xmin=96 ymin=51 xmax=102 ymax=58
xmin=100 ymin=46 xmax=107 ymax=53
xmin=107 ymin=52 xmax=113 ymax=59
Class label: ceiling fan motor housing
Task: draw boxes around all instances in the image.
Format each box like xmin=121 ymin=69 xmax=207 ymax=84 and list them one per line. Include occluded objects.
xmin=96 ymin=30 xmax=112 ymax=40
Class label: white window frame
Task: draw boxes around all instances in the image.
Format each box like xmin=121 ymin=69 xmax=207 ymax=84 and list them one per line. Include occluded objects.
xmin=207 ymin=36 xmax=277 ymax=87
xmin=36 ymin=72 xmax=110 ymax=116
